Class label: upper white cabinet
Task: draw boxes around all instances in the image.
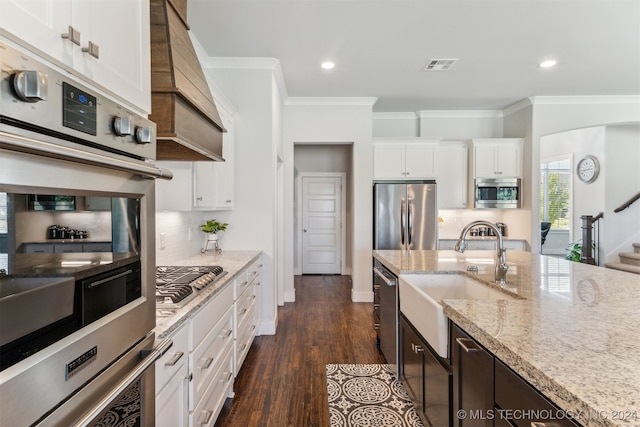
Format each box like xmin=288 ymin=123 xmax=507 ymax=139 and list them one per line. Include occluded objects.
xmin=0 ymin=0 xmax=151 ymax=113
xmin=436 ymin=142 xmax=468 ymax=209
xmin=373 ymin=138 xmax=439 ymax=180
xmin=472 ymin=138 xmax=523 ymax=178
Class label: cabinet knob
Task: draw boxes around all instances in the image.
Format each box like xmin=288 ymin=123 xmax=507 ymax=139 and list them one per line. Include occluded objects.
xmin=81 ymin=40 xmax=100 ymax=59
xmin=61 ymin=25 xmax=81 ymax=45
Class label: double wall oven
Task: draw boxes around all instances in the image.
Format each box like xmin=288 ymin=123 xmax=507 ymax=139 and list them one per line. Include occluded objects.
xmin=0 ymin=38 xmax=172 ymax=426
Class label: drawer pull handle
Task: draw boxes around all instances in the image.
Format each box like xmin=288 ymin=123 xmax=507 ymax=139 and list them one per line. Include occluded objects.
xmin=251 ymin=295 xmax=256 ymax=301
xmin=61 ymin=25 xmax=81 ymax=45
xmin=164 ymin=351 xmax=184 ymax=367
xmin=240 ymin=308 xmax=248 ymax=315
xmin=200 ymin=357 xmax=214 ymax=369
xmin=414 ymin=344 xmax=424 ymax=354
xmin=221 ymin=372 xmax=233 ymax=383
xmin=374 ymin=323 xmax=381 ymax=330
xmin=220 ymin=329 xmax=232 ymax=339
xmin=241 ymin=280 xmax=249 ymax=287
xmin=197 ymin=409 xmax=213 ymax=425
xmin=373 ymin=284 xmax=381 ymax=290
xmin=373 ymin=304 xmax=380 ymax=309
xmin=240 ymin=343 xmax=247 ymax=351
xmin=456 ymin=337 xmax=479 ymax=353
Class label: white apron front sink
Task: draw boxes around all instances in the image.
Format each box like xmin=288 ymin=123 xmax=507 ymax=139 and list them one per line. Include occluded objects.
xmin=398 ymin=273 xmax=515 ymax=358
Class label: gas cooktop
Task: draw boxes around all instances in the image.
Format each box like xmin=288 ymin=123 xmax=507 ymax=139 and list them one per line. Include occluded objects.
xmin=156 ymin=265 xmax=227 ymax=309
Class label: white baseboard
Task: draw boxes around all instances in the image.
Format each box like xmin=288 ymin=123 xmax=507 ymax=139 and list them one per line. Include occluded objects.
xmin=351 ymin=289 xmax=374 ymax=303
xmin=259 ymin=313 xmax=278 ymax=335
xmin=284 ymin=289 xmax=296 ymax=302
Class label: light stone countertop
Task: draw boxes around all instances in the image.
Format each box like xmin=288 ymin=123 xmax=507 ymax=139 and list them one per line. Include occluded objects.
xmin=154 ymin=250 xmax=261 ymax=339
xmin=373 ymin=249 xmax=640 ymax=427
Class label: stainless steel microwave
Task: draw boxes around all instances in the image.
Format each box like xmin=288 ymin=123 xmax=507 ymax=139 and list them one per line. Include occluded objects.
xmin=474 ymin=178 xmax=521 ymax=209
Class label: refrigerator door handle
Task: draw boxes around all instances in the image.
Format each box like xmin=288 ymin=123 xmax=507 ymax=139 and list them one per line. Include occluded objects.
xmin=400 ymin=197 xmax=406 ymax=245
xmin=408 ymin=198 xmax=413 ymax=246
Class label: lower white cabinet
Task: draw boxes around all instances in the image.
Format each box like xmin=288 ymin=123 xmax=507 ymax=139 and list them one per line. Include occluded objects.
xmin=438 ymin=239 xmax=526 ymax=251
xmin=233 ymin=259 xmax=262 ymax=376
xmin=155 ymin=255 xmax=262 ymax=426
xmin=189 ymin=284 xmax=235 ymax=426
xmin=156 ymin=324 xmax=189 ymax=427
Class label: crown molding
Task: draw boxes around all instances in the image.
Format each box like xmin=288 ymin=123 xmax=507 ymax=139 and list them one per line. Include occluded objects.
xmin=373 ymin=112 xmax=418 ymax=120
xmin=529 ymin=95 xmax=640 ymax=105
xmin=285 ymin=97 xmax=378 ymax=107
xmin=418 ymin=110 xmax=503 ymax=119
xmin=502 ymin=98 xmax=533 ymax=116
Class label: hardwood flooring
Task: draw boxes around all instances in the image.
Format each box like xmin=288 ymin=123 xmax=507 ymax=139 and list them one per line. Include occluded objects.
xmin=214 ymin=274 xmax=386 ymax=427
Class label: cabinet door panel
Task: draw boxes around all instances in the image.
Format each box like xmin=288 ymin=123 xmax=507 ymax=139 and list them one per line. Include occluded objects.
xmin=437 ymin=145 xmax=468 ymax=208
xmin=474 ymin=145 xmax=497 ymax=177
xmin=405 ymin=144 xmax=436 ymax=178
xmin=0 ymin=0 xmax=71 ymax=66
xmin=495 ymin=359 xmax=580 ymax=427
xmin=496 ymin=144 xmax=521 ymax=178
xmin=374 ymin=143 xmax=405 ymax=179
xmin=424 ymin=344 xmax=452 ymax=427
xmin=72 ymin=0 xmax=151 ymax=113
xmin=400 ymin=317 xmax=424 ymax=413
xmin=451 ymin=324 xmax=494 ymax=427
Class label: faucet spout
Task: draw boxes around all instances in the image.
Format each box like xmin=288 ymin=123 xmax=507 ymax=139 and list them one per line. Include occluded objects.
xmin=455 ymin=220 xmax=509 ymax=286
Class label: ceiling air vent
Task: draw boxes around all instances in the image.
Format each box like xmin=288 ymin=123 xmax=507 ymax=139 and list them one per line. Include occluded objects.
xmin=423 ymin=58 xmax=458 ymax=71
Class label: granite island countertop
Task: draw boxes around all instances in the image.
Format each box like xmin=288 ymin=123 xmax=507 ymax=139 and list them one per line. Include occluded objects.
xmin=373 ymin=249 xmax=640 ymax=427
xmin=154 ymin=250 xmax=261 ymax=339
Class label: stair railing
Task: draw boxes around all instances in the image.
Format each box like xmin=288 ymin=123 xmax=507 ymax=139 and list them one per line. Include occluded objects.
xmin=580 ymin=212 xmax=603 ymax=265
xmin=614 ymin=191 xmax=640 ymax=213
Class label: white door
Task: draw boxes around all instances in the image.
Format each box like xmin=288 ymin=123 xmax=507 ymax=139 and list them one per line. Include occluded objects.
xmin=301 ymin=176 xmax=342 ymax=274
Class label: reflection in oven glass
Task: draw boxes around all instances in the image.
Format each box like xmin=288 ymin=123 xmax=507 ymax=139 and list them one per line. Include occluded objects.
xmin=91 ymin=379 xmax=141 ymax=427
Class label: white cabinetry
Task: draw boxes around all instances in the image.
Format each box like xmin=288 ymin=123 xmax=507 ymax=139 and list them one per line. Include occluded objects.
xmin=0 ymin=0 xmax=151 ymax=113
xmin=233 ymin=259 xmax=262 ymax=376
xmin=189 ymin=284 xmax=235 ymax=426
xmin=373 ymin=139 xmax=439 ymax=180
xmin=472 ymin=139 xmax=523 ymax=178
xmin=156 ymin=324 xmax=189 ymax=427
xmin=436 ymin=142 xmax=468 ymax=209
xmin=438 ymin=239 xmax=526 ymax=251
xmin=156 ymin=114 xmax=235 ymax=212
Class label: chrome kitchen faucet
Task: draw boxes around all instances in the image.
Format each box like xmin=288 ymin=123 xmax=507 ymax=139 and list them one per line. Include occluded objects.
xmin=455 ymin=220 xmax=509 ymax=286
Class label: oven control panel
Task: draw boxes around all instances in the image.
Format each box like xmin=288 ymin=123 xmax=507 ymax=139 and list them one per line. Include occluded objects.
xmin=0 ymin=40 xmax=156 ymax=161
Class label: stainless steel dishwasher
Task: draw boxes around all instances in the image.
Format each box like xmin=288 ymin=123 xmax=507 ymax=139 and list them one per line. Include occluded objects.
xmin=373 ymin=260 xmax=399 ymax=374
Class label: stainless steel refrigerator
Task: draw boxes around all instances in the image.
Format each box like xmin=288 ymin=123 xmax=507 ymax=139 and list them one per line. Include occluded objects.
xmin=373 ymin=181 xmax=437 ymax=250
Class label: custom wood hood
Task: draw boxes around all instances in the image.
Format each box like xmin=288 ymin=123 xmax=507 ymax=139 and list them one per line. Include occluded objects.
xmin=150 ymin=0 xmax=225 ymax=161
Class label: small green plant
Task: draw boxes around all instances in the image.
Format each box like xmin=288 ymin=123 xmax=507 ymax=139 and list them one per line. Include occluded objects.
xmin=200 ymin=219 xmax=228 ymax=234
xmin=565 ymin=241 xmax=596 ymax=262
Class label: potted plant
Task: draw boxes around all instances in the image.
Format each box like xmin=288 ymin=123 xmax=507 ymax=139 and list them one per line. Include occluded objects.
xmin=565 ymin=241 xmax=596 ymax=262
xmin=200 ymin=219 xmax=229 ymax=241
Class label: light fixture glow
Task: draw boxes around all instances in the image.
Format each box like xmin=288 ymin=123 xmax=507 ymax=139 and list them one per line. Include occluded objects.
xmin=321 ymin=61 xmax=335 ymax=70
xmin=539 ymin=59 xmax=557 ymax=68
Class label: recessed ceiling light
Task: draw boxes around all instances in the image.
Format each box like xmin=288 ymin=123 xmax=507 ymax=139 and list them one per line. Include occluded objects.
xmin=321 ymin=61 xmax=335 ymax=70
xmin=539 ymin=59 xmax=557 ymax=68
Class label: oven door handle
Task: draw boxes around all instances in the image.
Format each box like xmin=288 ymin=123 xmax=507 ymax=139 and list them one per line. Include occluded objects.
xmin=71 ymin=338 xmax=174 ymax=427
xmin=86 ymin=269 xmax=133 ymax=288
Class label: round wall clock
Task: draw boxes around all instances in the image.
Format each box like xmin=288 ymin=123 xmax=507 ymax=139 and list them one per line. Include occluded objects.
xmin=576 ymin=155 xmax=600 ymax=183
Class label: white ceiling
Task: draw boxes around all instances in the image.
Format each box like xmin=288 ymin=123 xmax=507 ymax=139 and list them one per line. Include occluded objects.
xmin=188 ymin=0 xmax=640 ymax=112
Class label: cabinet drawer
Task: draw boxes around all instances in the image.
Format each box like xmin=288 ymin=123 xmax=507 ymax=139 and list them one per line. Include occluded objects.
xmin=234 ymin=259 xmax=261 ymax=300
xmin=494 ymin=359 xmax=580 ymax=427
xmin=191 ymin=344 xmax=234 ymax=427
xmin=190 ymin=307 xmax=234 ymax=408
xmin=156 ymin=324 xmax=189 ymax=394
xmin=190 ymin=283 xmax=233 ymax=348
xmin=235 ymin=305 xmax=257 ymax=375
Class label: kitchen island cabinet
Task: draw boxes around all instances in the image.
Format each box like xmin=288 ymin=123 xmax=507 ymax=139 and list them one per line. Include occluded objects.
xmin=374 ymin=249 xmax=640 ymax=427
xmin=156 ymin=323 xmax=189 ymax=427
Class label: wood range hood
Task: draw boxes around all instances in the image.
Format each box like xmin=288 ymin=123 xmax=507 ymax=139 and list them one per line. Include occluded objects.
xmin=150 ymin=0 xmax=225 ymax=161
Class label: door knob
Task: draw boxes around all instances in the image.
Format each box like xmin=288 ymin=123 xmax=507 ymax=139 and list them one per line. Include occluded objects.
xmin=303 ymin=229 xmax=307 ymax=232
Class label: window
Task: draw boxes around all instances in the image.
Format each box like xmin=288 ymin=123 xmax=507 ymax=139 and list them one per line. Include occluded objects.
xmin=540 ymin=158 xmax=571 ymax=229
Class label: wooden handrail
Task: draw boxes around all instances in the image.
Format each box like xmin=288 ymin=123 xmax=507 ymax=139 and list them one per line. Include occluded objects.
xmin=614 ymin=191 xmax=640 ymax=213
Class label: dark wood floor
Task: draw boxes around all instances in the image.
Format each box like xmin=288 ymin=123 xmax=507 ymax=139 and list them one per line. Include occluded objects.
xmin=214 ymin=274 xmax=386 ymax=427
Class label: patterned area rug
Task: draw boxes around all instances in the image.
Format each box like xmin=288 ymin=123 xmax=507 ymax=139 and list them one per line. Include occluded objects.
xmin=326 ymin=364 xmax=424 ymax=427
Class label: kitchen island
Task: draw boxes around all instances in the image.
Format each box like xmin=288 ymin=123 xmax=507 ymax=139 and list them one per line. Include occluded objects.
xmin=373 ymin=249 xmax=640 ymax=427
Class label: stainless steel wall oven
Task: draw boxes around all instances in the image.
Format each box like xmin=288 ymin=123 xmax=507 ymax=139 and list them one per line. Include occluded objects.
xmin=0 ymin=37 xmax=172 ymax=426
